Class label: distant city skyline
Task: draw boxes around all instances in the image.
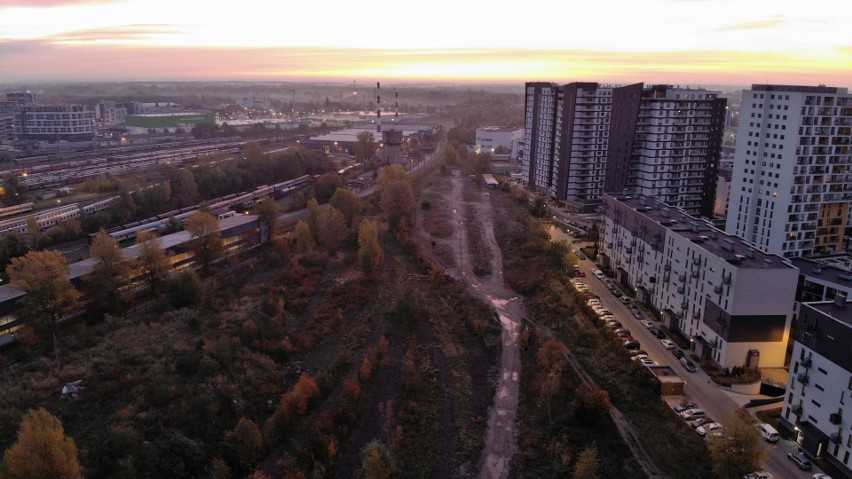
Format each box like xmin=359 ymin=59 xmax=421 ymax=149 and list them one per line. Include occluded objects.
xmin=1 ymin=0 xmax=850 ymax=86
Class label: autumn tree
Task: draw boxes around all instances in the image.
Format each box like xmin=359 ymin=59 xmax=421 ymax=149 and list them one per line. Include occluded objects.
xmin=0 ymin=408 xmax=82 ymax=479
xmin=135 ymin=230 xmax=170 ymax=296
xmin=571 ymin=383 xmax=611 ymax=425
xmin=8 ymin=251 xmax=78 ymax=363
xmin=357 ymin=220 xmax=383 ymax=280
xmin=267 ymin=373 xmax=320 ymax=441
xmin=314 ymin=173 xmax=343 ymax=204
xmin=244 ymin=141 xmax=264 ymax=161
xmin=306 ymin=198 xmax=319 ymax=240
xmin=572 ymin=443 xmax=601 ymax=479
xmin=379 ymin=165 xmax=416 ymax=234
xmin=537 ymin=339 xmax=567 ymax=422
xmin=317 ymin=206 xmax=347 ymax=253
xmin=222 ymin=417 xmax=263 ymax=477
xmin=294 ymin=220 xmax=315 ymax=255
xmin=0 ymin=175 xmax=27 ymax=206
xmin=353 ymin=131 xmax=376 ymax=161
xmin=255 ymin=198 xmax=280 ymax=242
xmin=330 ymin=188 xmax=361 ymax=227
xmin=0 ymin=233 xmax=29 ymax=282
xmin=186 ymin=210 xmax=223 ymax=274
xmin=87 ymin=230 xmax=132 ymax=316
xmin=25 ymin=216 xmax=43 ymax=246
xmin=707 ymin=416 xmax=767 ymax=479
xmin=360 ymin=440 xmax=392 ymax=479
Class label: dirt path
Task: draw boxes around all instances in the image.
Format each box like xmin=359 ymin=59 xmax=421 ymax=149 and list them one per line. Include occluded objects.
xmin=439 ymin=172 xmax=523 ymax=479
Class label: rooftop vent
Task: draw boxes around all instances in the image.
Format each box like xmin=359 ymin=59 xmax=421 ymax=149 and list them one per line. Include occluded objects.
xmin=735 ymin=254 xmax=747 ymax=262
xmin=679 ymin=214 xmax=687 ymax=222
xmin=834 ymin=292 xmax=847 ymax=307
xmin=812 ymin=264 xmax=823 ymax=274
xmin=690 ymin=222 xmax=700 ymax=233
xmin=709 ymin=230 xmax=719 ymax=239
xmin=839 ymin=271 xmax=852 ymax=281
xmin=722 ymin=239 xmax=736 ymax=252
xmin=762 ymin=259 xmax=773 ymax=269
xmin=747 ymin=248 xmax=756 ymax=258
xmin=699 ymin=235 xmax=710 ymax=241
xmin=660 ymin=209 xmax=670 ymax=218
xmin=639 ymin=197 xmax=647 ymax=206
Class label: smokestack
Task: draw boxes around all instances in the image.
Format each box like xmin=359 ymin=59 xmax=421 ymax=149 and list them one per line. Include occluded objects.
xmin=376 ymin=82 xmax=382 ymax=133
xmin=394 ymin=91 xmax=398 ymax=124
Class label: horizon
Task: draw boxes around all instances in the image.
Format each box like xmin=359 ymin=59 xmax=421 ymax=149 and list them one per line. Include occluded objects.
xmin=1 ymin=0 xmax=850 ymax=88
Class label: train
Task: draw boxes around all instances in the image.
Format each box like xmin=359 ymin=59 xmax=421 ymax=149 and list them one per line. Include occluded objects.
xmin=106 ymin=175 xmax=312 ymax=243
xmin=0 ymin=197 xmax=122 ymax=237
xmin=0 ymin=202 xmax=34 ymax=219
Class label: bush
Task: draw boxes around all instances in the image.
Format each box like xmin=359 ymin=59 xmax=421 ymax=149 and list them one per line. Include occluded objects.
xmin=167 ymin=271 xmax=203 ymax=309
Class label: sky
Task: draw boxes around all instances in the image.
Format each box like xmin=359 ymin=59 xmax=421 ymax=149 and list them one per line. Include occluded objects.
xmin=1 ymin=0 xmax=850 ymax=87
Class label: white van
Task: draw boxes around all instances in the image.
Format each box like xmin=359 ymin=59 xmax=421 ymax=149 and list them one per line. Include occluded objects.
xmin=758 ymin=423 xmax=779 ymax=442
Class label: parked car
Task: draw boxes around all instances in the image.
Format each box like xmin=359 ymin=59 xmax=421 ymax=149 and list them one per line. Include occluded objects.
xmin=578 ymin=270 xmax=586 ymax=277
xmin=743 ymin=472 xmax=774 ymax=479
xmin=641 ymin=320 xmax=654 ymax=328
xmin=639 ymin=358 xmax=658 ymax=367
xmin=627 ymin=349 xmax=647 ymax=357
xmin=758 ymin=423 xmax=780 ymax=442
xmin=622 ymin=340 xmax=641 ymax=350
xmin=812 ymin=474 xmax=833 ymax=479
xmin=612 ymin=289 xmax=623 ymax=298
xmin=697 ymin=422 xmax=723 ymax=437
xmin=681 ymin=357 xmax=697 ymax=372
xmin=614 ymin=328 xmax=631 ymax=336
xmin=672 ymin=349 xmax=685 ymax=359
xmin=787 ymin=451 xmax=812 ymax=471
xmin=620 ymin=296 xmax=631 ymax=304
xmin=649 ymin=328 xmax=666 ymax=339
xmin=599 ymin=315 xmax=615 ymax=322
xmin=631 ymin=309 xmax=643 ymax=319
xmin=593 ymin=270 xmax=605 ymax=279
xmin=680 ymin=408 xmax=706 ymax=420
xmin=632 ymin=354 xmax=650 ymax=361
xmin=689 ymin=416 xmax=714 ymax=428
xmin=660 ymin=339 xmax=676 ymax=350
xmin=577 ymin=252 xmax=586 ymax=260
xmin=606 ymin=322 xmax=623 ymax=330
xmin=673 ymin=402 xmax=697 ymax=413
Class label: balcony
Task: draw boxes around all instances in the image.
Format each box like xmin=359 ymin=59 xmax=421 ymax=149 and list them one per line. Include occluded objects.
xmin=829 ymin=412 xmax=842 ymax=425
xmin=830 ymin=433 xmax=842 ymax=444
xmin=797 ymin=373 xmax=810 ymax=384
xmin=714 ymin=285 xmax=723 ymax=294
xmin=802 ymin=358 xmax=812 ymax=368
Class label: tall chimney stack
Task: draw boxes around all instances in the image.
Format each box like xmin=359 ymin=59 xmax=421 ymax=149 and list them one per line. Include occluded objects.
xmin=376 ymin=82 xmax=382 ymax=133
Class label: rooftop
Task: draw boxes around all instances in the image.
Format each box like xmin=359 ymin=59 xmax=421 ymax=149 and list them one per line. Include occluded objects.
xmin=790 ymin=256 xmax=852 ymax=283
xmin=805 ymin=300 xmax=852 ymax=328
xmin=606 ymin=194 xmax=794 ymax=270
xmin=477 ymin=126 xmax=521 ymax=133
xmin=751 ymin=84 xmax=849 ymax=95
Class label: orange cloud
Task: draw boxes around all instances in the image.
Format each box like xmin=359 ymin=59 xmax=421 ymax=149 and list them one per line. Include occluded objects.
xmin=1 ymin=42 xmax=849 ymax=87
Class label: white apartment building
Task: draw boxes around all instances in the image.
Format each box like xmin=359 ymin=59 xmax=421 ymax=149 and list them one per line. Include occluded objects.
xmin=13 ymin=105 xmax=96 ymax=142
xmin=475 ymin=126 xmax=523 ymax=159
xmin=95 ymin=100 xmax=127 ymax=126
xmin=725 ymin=85 xmax=852 ymax=258
xmin=601 ymin=193 xmax=798 ymax=368
xmin=628 ymin=86 xmax=726 ymax=216
xmin=780 ymin=299 xmax=852 ymax=476
xmin=522 ymin=83 xmax=560 ymax=198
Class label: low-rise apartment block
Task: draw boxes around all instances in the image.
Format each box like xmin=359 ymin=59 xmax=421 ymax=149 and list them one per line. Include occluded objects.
xmin=600 ymin=193 xmax=798 ymax=368
xmin=780 ymin=299 xmax=852 ymax=477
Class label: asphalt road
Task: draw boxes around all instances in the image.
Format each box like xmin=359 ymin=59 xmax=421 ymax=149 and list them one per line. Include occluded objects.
xmin=553 ymin=228 xmax=827 ymax=479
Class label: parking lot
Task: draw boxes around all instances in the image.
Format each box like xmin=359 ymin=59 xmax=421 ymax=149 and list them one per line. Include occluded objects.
xmin=564 ymin=242 xmax=830 ymax=479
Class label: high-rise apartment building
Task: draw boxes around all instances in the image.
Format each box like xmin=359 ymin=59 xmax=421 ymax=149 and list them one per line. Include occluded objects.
xmin=725 ymin=85 xmax=852 ymax=258
xmin=522 ymin=82 xmax=725 ymax=216
xmin=630 ymin=86 xmax=726 ymax=216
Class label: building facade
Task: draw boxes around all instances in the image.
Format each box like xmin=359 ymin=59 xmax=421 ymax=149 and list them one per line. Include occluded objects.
xmin=779 ymin=300 xmax=852 ymax=477
xmin=522 ymin=82 xmax=725 ymax=216
xmin=725 ymin=85 xmax=852 ymax=258
xmin=13 ymin=104 xmax=96 ymax=142
xmin=600 ymin=193 xmax=798 ymax=368
xmin=95 ymin=100 xmax=128 ymax=126
xmin=475 ymin=126 xmax=523 ymax=159
xmin=628 ymin=86 xmax=726 ymax=216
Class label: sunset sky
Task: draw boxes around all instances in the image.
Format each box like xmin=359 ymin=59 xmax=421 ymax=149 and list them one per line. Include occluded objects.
xmin=1 ymin=0 xmax=850 ymax=86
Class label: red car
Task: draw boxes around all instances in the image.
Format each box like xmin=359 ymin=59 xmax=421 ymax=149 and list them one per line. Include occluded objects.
xmin=578 ymin=271 xmax=586 ymax=277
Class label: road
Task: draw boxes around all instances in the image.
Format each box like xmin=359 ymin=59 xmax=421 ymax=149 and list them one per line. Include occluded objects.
xmin=555 ymin=227 xmax=827 ymax=479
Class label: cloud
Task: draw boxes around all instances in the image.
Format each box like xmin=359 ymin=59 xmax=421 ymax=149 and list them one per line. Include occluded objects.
xmin=716 ymin=18 xmax=784 ymax=32
xmin=47 ymin=24 xmax=182 ymax=43
xmin=0 ymin=0 xmax=115 ymax=7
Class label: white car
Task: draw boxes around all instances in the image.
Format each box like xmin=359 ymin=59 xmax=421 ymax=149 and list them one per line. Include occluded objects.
xmin=680 ymin=408 xmax=706 ymax=420
xmin=641 ymin=320 xmax=654 ymax=328
xmin=599 ymin=315 xmax=615 ymax=322
xmin=639 ymin=358 xmax=658 ymax=367
xmin=743 ymin=472 xmax=774 ymax=479
xmin=620 ymin=296 xmax=631 ymax=304
xmin=632 ymin=354 xmax=650 ymax=361
xmin=593 ymin=270 xmax=605 ymax=279
xmin=587 ymin=299 xmax=602 ymax=307
xmin=812 ymin=474 xmax=833 ymax=479
xmin=660 ymin=339 xmax=676 ymax=350
xmin=697 ymin=422 xmax=723 ymax=437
